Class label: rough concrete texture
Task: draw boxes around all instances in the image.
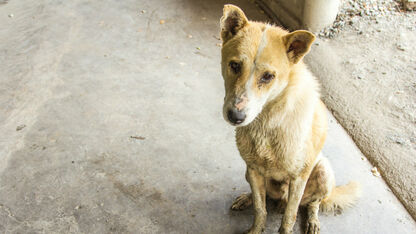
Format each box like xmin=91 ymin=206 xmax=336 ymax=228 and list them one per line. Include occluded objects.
xmin=305 ymin=11 xmax=416 ymax=220
xmin=0 ymin=0 xmax=415 ymax=233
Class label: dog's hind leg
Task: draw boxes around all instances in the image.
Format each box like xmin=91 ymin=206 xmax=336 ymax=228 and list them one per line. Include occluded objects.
xmin=231 ymin=178 xmax=290 ymax=211
xmin=231 ymin=193 xmax=252 ymax=210
xmin=301 ymin=156 xmax=335 ymax=234
xmin=301 ymin=156 xmax=335 ymax=206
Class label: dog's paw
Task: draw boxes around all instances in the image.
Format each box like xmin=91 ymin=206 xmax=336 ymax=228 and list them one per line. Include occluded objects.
xmin=305 ymin=218 xmax=320 ymax=234
xmin=231 ymin=193 xmax=252 ymax=210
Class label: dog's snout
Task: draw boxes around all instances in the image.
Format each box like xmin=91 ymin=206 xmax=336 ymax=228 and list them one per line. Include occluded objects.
xmin=227 ymin=108 xmax=246 ymax=124
xmin=234 ymin=95 xmax=248 ymax=111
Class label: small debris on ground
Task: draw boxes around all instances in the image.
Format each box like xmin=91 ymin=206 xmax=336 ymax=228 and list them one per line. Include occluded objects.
xmin=196 ymin=47 xmax=201 ymax=50
xmin=187 ymin=34 xmax=193 ymax=38
xmin=318 ymin=0 xmax=403 ymax=38
xmin=371 ymin=167 xmax=381 ymax=177
xmin=8 ymin=13 xmax=13 ymax=18
xmin=388 ymin=135 xmax=407 ymax=145
xmin=141 ymin=10 xmax=146 ymax=14
xmin=130 ymin=136 xmax=146 ymax=140
xmin=16 ymin=124 xmax=26 ymax=131
xmin=396 ymin=43 xmax=406 ymax=51
xmin=159 ymin=19 xmax=165 ymax=24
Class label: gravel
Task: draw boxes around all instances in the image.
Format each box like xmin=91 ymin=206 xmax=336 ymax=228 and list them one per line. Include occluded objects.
xmin=318 ymin=0 xmax=406 ymax=38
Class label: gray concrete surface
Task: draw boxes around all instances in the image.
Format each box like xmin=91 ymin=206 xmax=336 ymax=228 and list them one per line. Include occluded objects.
xmin=0 ymin=0 xmax=415 ymax=233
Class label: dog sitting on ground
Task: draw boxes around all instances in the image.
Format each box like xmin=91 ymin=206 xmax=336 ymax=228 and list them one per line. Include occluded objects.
xmin=219 ymin=5 xmax=361 ymax=234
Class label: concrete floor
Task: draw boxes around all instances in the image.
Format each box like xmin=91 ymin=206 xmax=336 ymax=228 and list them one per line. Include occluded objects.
xmin=0 ymin=0 xmax=415 ymax=233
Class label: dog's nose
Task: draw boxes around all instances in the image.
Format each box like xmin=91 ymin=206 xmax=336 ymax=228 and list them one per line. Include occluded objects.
xmin=227 ymin=109 xmax=246 ymax=124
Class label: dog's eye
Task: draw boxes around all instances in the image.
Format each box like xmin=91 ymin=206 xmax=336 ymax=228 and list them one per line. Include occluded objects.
xmin=260 ymin=72 xmax=275 ymax=83
xmin=229 ymin=61 xmax=241 ymax=74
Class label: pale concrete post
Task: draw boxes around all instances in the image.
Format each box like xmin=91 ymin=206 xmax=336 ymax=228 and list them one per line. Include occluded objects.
xmin=302 ymin=0 xmax=340 ymax=31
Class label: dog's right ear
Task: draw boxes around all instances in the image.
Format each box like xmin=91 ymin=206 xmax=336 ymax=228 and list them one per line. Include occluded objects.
xmin=220 ymin=5 xmax=248 ymax=43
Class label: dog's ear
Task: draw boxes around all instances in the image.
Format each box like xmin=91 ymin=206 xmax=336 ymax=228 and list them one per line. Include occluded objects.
xmin=282 ymin=30 xmax=315 ymax=64
xmin=220 ymin=5 xmax=248 ymax=43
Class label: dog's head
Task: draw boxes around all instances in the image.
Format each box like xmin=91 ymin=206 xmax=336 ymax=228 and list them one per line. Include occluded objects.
xmin=220 ymin=5 xmax=315 ymax=126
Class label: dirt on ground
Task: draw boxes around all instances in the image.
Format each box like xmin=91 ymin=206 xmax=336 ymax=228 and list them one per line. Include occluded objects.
xmin=303 ymin=0 xmax=416 ymax=220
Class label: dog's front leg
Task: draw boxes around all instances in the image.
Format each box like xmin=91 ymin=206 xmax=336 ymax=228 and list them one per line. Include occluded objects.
xmin=245 ymin=167 xmax=266 ymax=234
xmin=278 ymin=177 xmax=308 ymax=234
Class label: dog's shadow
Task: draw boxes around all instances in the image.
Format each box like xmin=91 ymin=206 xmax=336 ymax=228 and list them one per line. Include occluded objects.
xmin=228 ymin=197 xmax=307 ymax=234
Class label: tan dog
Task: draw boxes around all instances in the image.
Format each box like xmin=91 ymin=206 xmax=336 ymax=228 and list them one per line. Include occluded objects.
xmin=219 ymin=5 xmax=361 ymax=234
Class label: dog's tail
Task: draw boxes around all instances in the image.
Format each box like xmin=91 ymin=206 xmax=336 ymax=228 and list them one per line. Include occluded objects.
xmin=320 ymin=181 xmax=361 ymax=213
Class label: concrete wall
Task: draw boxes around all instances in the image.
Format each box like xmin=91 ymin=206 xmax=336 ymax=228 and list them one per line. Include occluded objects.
xmin=257 ymin=0 xmax=340 ymax=31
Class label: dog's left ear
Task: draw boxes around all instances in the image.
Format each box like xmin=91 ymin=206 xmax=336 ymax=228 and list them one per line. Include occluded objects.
xmin=220 ymin=5 xmax=248 ymax=43
xmin=282 ymin=30 xmax=315 ymax=64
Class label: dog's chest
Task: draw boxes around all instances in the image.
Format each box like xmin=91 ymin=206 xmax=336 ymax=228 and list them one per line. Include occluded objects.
xmin=236 ymin=126 xmax=304 ymax=178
